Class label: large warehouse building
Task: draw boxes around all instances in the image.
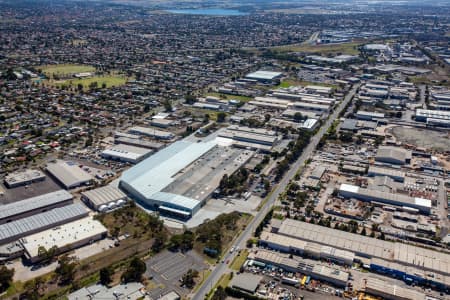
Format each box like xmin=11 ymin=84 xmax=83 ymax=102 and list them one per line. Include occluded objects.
xmin=101 ymin=144 xmax=153 ymax=164
xmin=338 ymin=183 xmax=431 ymax=214
xmin=22 ymin=217 xmax=107 ymax=263
xmin=261 ymin=218 xmax=450 ymax=290
xmin=120 ymin=137 xmax=252 ymax=220
xmin=81 ymin=185 xmax=127 ymax=212
xmin=4 ymin=169 xmax=46 ymax=188
xmin=0 ymin=190 xmax=73 ymax=225
xmin=46 ymin=160 xmax=93 ymax=189
xmin=0 ymin=203 xmax=88 ymax=245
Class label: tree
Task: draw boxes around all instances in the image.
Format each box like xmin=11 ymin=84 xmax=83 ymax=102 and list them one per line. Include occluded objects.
xmin=37 ymin=245 xmax=58 ymax=264
xmin=180 ymin=269 xmax=199 ymax=289
xmin=0 ymin=266 xmax=14 ymax=292
xmin=216 ymin=112 xmax=226 ymax=123
xmin=360 ymin=227 xmax=367 ymax=236
xmin=99 ymin=266 xmax=114 ymax=286
xmin=163 ymin=100 xmax=172 ymax=112
xmin=293 ymin=112 xmax=303 ymax=123
xmin=211 ymin=286 xmax=227 ymax=300
xmin=152 ymin=231 xmax=167 ymax=253
xmin=121 ymin=257 xmax=146 ymax=283
xmin=77 ymin=83 xmax=84 ymax=91
xmin=55 ymin=255 xmax=77 ymax=285
xmin=185 ymin=94 xmax=197 ymax=104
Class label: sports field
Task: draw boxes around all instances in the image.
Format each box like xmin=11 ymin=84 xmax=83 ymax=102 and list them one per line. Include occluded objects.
xmin=39 ymin=64 xmax=95 ymax=77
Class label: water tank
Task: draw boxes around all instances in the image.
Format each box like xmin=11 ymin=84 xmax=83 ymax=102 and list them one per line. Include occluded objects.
xmin=98 ymin=205 xmax=108 ymax=212
xmin=107 ymin=202 xmax=116 ymax=209
xmin=116 ymin=199 xmax=126 ymax=206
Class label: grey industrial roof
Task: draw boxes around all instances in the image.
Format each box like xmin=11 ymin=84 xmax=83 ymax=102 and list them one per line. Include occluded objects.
xmin=368 ymin=166 xmax=405 ymax=179
xmin=365 ymin=278 xmax=426 ymax=300
xmin=102 ymin=144 xmax=152 ymax=161
xmin=81 ymin=185 xmax=127 ymax=206
xmin=0 ymin=190 xmax=73 ymax=221
xmin=230 ymin=273 xmax=262 ymax=293
xmin=376 ymin=146 xmax=411 ymax=163
xmin=0 ymin=203 xmax=88 ymax=244
xmin=120 ymin=139 xmax=217 ymax=211
xmin=4 ymin=169 xmax=45 ymax=185
xmin=276 ymin=219 xmax=450 ymax=276
xmin=46 ymin=160 xmax=93 ymax=188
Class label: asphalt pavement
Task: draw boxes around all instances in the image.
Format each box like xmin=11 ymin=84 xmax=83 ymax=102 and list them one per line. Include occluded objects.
xmin=192 ymin=84 xmax=360 ymax=300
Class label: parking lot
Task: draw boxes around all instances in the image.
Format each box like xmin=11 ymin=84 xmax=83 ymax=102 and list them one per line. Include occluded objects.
xmin=0 ymin=173 xmax=62 ymax=204
xmin=145 ymin=250 xmax=208 ymax=298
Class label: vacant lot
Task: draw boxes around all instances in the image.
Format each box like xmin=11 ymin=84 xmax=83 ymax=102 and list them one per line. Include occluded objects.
xmin=51 ymin=75 xmax=129 ymax=90
xmin=39 ymin=64 xmax=95 ymax=77
xmin=391 ymin=126 xmax=450 ymax=151
xmin=271 ymin=41 xmax=362 ymax=55
xmin=277 ymin=79 xmax=337 ymax=89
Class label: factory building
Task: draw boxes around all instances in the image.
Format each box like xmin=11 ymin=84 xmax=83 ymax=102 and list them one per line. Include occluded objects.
xmin=364 ymin=278 xmax=426 ymax=300
xmin=4 ymin=169 xmax=46 ymax=188
xmin=22 ymin=217 xmax=107 ymax=263
xmin=259 ymin=232 xmax=355 ymax=266
xmin=101 ymin=144 xmax=153 ymax=164
xmin=0 ymin=190 xmax=73 ymax=225
xmin=251 ymin=250 xmax=349 ymax=287
xmin=81 ymin=185 xmax=128 ymax=212
xmin=270 ymin=219 xmax=450 ymax=279
xmin=230 ymin=273 xmax=262 ymax=294
xmin=68 ymin=282 xmax=146 ymax=300
xmin=339 ymin=184 xmax=431 ymax=214
xmin=119 ymin=139 xmax=217 ymax=219
xmin=115 ymin=137 xmax=164 ymax=150
xmin=128 ymin=126 xmax=175 ymax=140
xmin=415 ymin=109 xmax=450 ymax=127
xmin=245 ymin=70 xmax=283 ymax=83
xmin=375 ymin=146 xmax=412 ymax=165
xmin=46 ymin=160 xmax=93 ymax=189
xmin=0 ymin=203 xmax=88 ymax=245
xmin=355 ymin=110 xmax=385 ymax=121
xmin=217 ymin=125 xmax=279 ymax=152
xmin=368 ymin=166 xmax=405 ymax=182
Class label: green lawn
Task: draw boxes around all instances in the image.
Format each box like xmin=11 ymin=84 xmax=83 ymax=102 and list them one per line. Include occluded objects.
xmin=271 ymin=41 xmax=362 ymax=55
xmin=39 ymin=64 xmax=95 ymax=77
xmin=206 ymin=92 xmax=253 ymax=102
xmin=51 ymin=75 xmax=129 ymax=90
xmin=229 ymin=249 xmax=249 ymax=271
xmin=277 ymin=79 xmax=338 ymax=89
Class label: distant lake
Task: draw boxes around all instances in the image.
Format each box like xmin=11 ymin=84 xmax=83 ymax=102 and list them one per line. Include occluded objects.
xmin=166 ymin=8 xmax=249 ymax=16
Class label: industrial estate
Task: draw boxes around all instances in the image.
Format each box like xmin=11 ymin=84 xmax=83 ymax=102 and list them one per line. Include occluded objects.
xmin=0 ymin=0 xmax=450 ymax=299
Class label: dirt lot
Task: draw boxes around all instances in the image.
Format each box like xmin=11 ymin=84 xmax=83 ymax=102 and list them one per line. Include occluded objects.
xmin=391 ymin=126 xmax=450 ymax=151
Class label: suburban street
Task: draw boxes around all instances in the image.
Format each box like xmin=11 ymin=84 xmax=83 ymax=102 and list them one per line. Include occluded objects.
xmin=192 ymin=84 xmax=360 ymax=300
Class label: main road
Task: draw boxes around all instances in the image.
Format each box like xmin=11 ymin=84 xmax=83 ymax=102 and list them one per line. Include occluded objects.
xmin=192 ymin=84 xmax=360 ymax=300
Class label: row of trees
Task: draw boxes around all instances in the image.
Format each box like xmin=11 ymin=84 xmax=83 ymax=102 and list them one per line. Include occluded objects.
xmin=275 ymin=130 xmax=312 ymax=181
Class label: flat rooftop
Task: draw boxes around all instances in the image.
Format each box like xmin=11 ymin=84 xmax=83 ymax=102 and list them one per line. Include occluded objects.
xmin=22 ymin=217 xmax=107 ymax=258
xmin=0 ymin=190 xmax=73 ymax=222
xmin=81 ymin=185 xmax=127 ymax=207
xmin=276 ymin=219 xmax=450 ymax=276
xmin=0 ymin=203 xmax=88 ymax=245
xmin=245 ymin=70 xmax=282 ymax=80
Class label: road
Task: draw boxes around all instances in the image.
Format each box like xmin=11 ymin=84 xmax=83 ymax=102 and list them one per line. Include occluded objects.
xmin=192 ymin=84 xmax=360 ymax=300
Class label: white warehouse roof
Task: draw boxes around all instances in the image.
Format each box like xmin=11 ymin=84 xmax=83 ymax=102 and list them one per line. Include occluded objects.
xmin=81 ymin=185 xmax=127 ymax=208
xmin=46 ymin=160 xmax=93 ymax=188
xmin=22 ymin=217 xmax=107 ymax=259
xmin=246 ymin=70 xmax=283 ymax=80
